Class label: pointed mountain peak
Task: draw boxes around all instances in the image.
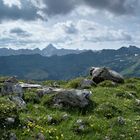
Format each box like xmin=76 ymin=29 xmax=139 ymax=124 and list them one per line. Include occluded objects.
xmin=46 ymin=44 xmax=57 ymax=50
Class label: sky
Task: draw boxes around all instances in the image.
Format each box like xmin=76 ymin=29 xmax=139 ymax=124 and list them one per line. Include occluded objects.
xmin=0 ymin=0 xmax=140 ymax=50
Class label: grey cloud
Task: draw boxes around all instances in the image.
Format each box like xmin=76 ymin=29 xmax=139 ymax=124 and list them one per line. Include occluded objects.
xmin=84 ymin=0 xmax=137 ymax=15
xmin=0 ymin=0 xmax=42 ymax=21
xmin=10 ymin=28 xmax=31 ymax=37
xmin=64 ymin=23 xmax=78 ymax=34
xmin=42 ymin=0 xmax=76 ymax=16
xmin=42 ymin=0 xmax=138 ymax=16
xmin=0 ymin=0 xmax=138 ymax=22
xmin=0 ymin=37 xmax=39 ymax=47
xmin=83 ymin=32 xmax=132 ymax=43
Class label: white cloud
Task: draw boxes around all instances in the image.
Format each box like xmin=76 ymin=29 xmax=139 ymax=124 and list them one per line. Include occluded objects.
xmin=3 ymin=0 xmax=21 ymax=8
xmin=0 ymin=18 xmax=135 ymax=50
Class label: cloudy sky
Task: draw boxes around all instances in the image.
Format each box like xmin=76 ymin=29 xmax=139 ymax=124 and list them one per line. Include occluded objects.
xmin=0 ymin=0 xmax=140 ymax=50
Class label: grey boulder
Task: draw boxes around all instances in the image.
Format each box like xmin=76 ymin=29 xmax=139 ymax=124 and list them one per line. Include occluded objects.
xmin=90 ymin=67 xmax=124 ymax=84
xmin=9 ymin=96 xmax=26 ymax=107
xmin=52 ymin=89 xmax=92 ymax=108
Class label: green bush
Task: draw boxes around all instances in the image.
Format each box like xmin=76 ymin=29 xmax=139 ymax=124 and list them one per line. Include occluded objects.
xmin=0 ymin=97 xmax=17 ymax=119
xmin=0 ymin=97 xmax=20 ymax=129
xmin=24 ymin=91 xmax=40 ymax=104
xmin=65 ymin=77 xmax=84 ymax=89
xmin=41 ymin=94 xmax=54 ymax=106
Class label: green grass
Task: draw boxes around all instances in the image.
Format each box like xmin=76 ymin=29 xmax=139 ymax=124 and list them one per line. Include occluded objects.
xmin=0 ymin=78 xmax=140 ymax=140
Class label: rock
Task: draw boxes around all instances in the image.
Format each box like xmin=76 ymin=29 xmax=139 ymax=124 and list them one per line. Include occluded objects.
xmin=20 ymin=83 xmax=42 ymax=89
xmin=5 ymin=117 xmax=15 ymax=125
xmin=52 ymin=89 xmax=92 ymax=108
xmin=36 ymin=133 xmax=45 ymax=140
xmin=47 ymin=115 xmax=53 ymax=123
xmin=6 ymin=76 xmax=18 ymax=83
xmin=37 ymin=87 xmax=53 ymax=97
xmin=52 ymin=82 xmax=60 ymax=88
xmin=62 ymin=113 xmax=69 ymax=120
xmin=9 ymin=96 xmax=26 ymax=107
xmin=135 ymin=99 xmax=140 ymax=106
xmin=90 ymin=67 xmax=124 ymax=84
xmin=12 ymin=84 xmax=23 ymax=97
xmin=76 ymin=119 xmax=83 ymax=125
xmin=73 ymin=119 xmax=90 ymax=133
xmin=2 ymin=76 xmax=23 ymax=97
xmin=79 ymin=79 xmax=96 ymax=89
xmin=117 ymin=116 xmax=125 ymax=125
xmin=9 ymin=133 xmax=17 ymax=140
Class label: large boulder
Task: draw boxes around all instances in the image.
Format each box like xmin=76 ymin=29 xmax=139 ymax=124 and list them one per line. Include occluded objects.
xmin=90 ymin=67 xmax=124 ymax=84
xmin=51 ymin=89 xmax=92 ymax=108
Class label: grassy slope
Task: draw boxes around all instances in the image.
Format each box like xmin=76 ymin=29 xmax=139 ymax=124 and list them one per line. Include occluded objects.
xmin=0 ymin=78 xmax=140 ymax=140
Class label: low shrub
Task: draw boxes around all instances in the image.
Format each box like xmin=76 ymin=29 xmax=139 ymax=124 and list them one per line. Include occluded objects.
xmin=24 ymin=91 xmax=40 ymax=104
xmin=98 ymin=80 xmax=118 ymax=87
xmin=95 ymin=102 xmax=121 ymax=119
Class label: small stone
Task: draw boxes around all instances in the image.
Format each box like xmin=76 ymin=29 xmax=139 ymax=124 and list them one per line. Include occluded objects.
xmin=47 ymin=115 xmax=53 ymax=122
xmin=135 ymin=99 xmax=140 ymax=106
xmin=9 ymin=133 xmax=17 ymax=140
xmin=53 ymin=103 xmax=63 ymax=109
xmin=78 ymin=125 xmax=85 ymax=131
xmin=62 ymin=113 xmax=69 ymax=120
xmin=104 ymin=136 xmax=110 ymax=140
xmin=117 ymin=116 xmax=125 ymax=125
xmin=76 ymin=119 xmax=83 ymax=124
xmin=36 ymin=133 xmax=45 ymax=140
xmin=6 ymin=117 xmax=15 ymax=124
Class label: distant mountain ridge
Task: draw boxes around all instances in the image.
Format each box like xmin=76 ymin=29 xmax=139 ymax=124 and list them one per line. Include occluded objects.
xmin=0 ymin=44 xmax=86 ymax=57
xmin=0 ymin=45 xmax=140 ymax=80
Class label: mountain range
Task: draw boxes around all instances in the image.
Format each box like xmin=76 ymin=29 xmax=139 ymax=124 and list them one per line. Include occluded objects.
xmin=0 ymin=45 xmax=140 ymax=80
xmin=0 ymin=44 xmax=85 ymax=57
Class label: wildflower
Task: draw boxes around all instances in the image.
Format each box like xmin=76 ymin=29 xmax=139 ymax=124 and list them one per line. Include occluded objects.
xmin=61 ymin=134 xmax=64 ymax=137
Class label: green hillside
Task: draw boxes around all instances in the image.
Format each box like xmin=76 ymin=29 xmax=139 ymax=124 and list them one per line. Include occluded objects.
xmin=0 ymin=77 xmax=140 ymax=140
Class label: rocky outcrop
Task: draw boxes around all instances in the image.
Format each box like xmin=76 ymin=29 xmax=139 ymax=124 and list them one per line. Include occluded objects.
xmin=90 ymin=67 xmax=124 ymax=84
xmin=2 ymin=77 xmax=23 ymax=97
